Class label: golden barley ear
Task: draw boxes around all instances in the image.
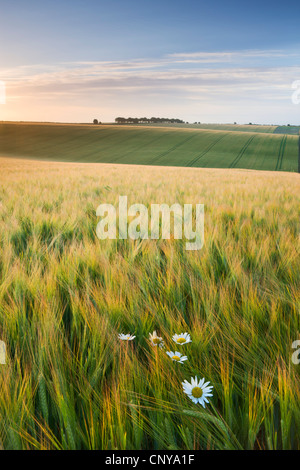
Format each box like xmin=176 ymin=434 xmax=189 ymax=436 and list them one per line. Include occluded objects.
xmin=0 ymin=341 xmax=6 ymax=364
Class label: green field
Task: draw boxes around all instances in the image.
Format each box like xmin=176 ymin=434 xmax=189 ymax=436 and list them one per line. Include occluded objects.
xmin=0 ymin=122 xmax=298 ymax=172
xmin=274 ymin=126 xmax=300 ymax=135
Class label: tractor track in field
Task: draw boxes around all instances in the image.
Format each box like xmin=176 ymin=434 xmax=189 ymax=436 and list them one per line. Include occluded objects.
xmin=186 ymin=133 xmax=229 ymax=167
xmin=107 ymin=131 xmax=176 ymax=163
xmin=79 ymin=129 xmax=152 ymax=161
xmin=1 ymin=126 xmax=122 ymax=159
xmin=275 ymin=135 xmax=287 ymax=171
xmin=30 ymin=127 xmax=107 ymax=155
xmin=229 ymin=134 xmax=257 ymax=168
xmin=148 ymin=133 xmax=198 ymax=165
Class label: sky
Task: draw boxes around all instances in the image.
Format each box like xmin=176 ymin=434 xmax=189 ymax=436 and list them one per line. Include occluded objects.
xmin=0 ymin=0 xmax=300 ymax=124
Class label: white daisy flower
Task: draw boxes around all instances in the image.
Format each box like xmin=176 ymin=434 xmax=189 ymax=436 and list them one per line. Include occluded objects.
xmin=149 ymin=330 xmax=164 ymax=348
xmin=166 ymin=351 xmax=188 ymax=364
xmin=172 ymin=332 xmax=192 ymax=345
xmin=182 ymin=376 xmax=213 ymax=407
xmin=118 ymin=333 xmax=135 ymax=341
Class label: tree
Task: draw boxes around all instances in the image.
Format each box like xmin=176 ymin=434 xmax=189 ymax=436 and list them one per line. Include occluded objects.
xmin=114 ymin=116 xmax=185 ymax=124
xmin=93 ymin=119 xmax=98 ymax=125
xmin=115 ymin=117 xmax=126 ymax=124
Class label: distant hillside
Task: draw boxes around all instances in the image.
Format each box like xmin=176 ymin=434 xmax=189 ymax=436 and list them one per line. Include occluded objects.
xmin=274 ymin=126 xmax=300 ymax=135
xmin=0 ymin=122 xmax=298 ymax=172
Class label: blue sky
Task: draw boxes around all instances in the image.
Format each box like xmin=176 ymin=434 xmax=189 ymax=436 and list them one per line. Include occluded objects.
xmin=1 ymin=0 xmax=300 ymax=123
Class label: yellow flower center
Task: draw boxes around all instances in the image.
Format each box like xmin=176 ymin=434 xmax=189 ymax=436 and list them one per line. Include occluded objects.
xmin=152 ymin=338 xmax=161 ymax=344
xmin=177 ymin=338 xmax=186 ymax=344
xmin=172 ymin=355 xmax=180 ymax=361
xmin=191 ymin=387 xmax=203 ymax=398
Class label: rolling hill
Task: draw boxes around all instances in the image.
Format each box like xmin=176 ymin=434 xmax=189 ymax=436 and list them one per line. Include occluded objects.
xmin=0 ymin=122 xmax=298 ymax=172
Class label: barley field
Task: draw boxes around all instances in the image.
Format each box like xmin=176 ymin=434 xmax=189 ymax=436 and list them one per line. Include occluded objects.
xmin=0 ymin=157 xmax=299 ymax=450
xmin=0 ymin=122 xmax=298 ymax=172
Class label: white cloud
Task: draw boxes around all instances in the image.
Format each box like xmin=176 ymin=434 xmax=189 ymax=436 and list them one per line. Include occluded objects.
xmin=1 ymin=49 xmax=299 ymax=123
